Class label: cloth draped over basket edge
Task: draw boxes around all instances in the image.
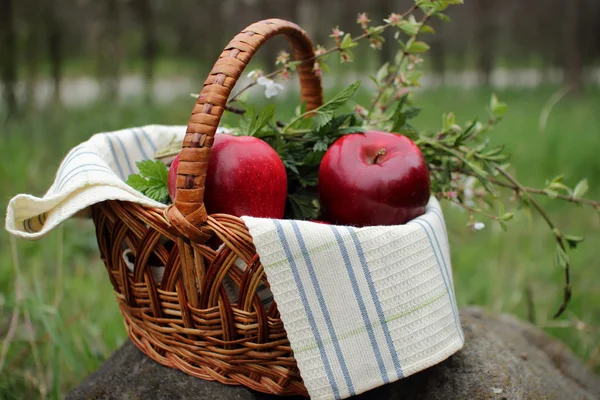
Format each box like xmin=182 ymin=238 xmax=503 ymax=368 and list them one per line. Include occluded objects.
xmin=4 ymin=125 xmax=464 ymax=399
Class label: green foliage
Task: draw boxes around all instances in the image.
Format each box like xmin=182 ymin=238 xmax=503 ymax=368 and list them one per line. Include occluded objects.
xmin=238 ymin=104 xmax=275 ymax=137
xmin=126 ymin=160 xmax=170 ymax=204
xmin=257 ymin=82 xmax=365 ymax=219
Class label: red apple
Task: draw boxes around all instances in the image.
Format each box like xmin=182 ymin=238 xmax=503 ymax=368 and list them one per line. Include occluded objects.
xmin=318 ymin=130 xmax=430 ymax=227
xmin=168 ymin=133 xmax=287 ymax=219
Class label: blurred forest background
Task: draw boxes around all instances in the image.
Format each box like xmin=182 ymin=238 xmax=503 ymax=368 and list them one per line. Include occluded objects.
xmin=1 ymin=0 xmax=600 ymax=399
xmin=1 ymin=0 xmax=600 ymax=110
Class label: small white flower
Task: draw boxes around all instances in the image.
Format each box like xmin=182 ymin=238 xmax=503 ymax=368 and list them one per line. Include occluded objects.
xmin=257 ymin=76 xmax=284 ymax=99
xmin=473 ymin=221 xmax=485 ymax=231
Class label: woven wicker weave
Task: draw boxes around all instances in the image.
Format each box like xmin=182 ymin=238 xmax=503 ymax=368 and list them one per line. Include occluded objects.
xmin=92 ymin=19 xmax=324 ymax=397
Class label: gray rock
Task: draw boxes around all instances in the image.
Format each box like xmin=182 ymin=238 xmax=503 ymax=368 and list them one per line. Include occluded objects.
xmin=67 ymin=307 xmax=600 ymax=400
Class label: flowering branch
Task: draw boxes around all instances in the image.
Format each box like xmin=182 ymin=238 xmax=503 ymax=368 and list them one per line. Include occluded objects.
xmin=227 ymin=4 xmax=419 ymax=104
xmin=367 ymin=12 xmax=433 ymax=117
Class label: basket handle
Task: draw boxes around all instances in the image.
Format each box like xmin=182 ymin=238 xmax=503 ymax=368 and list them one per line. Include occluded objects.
xmin=167 ymin=19 xmax=323 ymax=238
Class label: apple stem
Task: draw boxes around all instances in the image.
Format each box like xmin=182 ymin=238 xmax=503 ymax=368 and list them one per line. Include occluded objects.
xmin=373 ymin=148 xmax=387 ymax=164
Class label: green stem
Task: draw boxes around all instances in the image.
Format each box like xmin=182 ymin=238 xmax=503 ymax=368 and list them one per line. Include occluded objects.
xmin=432 ymin=166 xmax=599 ymax=210
xmin=494 ymin=164 xmax=571 ymax=319
xmin=366 ymin=12 xmax=433 ymax=122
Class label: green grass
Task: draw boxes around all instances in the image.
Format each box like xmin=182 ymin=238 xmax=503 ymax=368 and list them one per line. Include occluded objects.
xmin=0 ymin=85 xmax=599 ymax=398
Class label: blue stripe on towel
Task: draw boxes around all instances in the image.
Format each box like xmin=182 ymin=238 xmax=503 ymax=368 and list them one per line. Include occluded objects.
xmin=418 ymin=217 xmax=456 ymax=294
xmin=56 ymin=148 xmax=99 ymax=180
xmin=139 ymin=128 xmax=157 ymax=153
xmin=111 ymin=133 xmax=135 ymax=175
xmin=56 ymin=163 xmax=113 ymax=190
xmin=329 ymin=226 xmax=389 ymax=384
xmin=291 ymin=221 xmax=355 ymax=397
xmin=344 ymin=227 xmax=405 ymax=380
xmin=273 ymin=220 xmax=341 ymax=399
xmin=105 ymin=135 xmax=125 ymax=180
xmin=412 ymin=220 xmax=463 ymax=341
xmin=57 ymin=167 xmax=114 ymax=191
xmin=131 ymin=129 xmax=150 ymax=160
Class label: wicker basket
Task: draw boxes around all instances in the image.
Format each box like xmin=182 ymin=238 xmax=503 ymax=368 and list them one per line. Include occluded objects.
xmin=92 ymin=19 xmax=324 ymax=397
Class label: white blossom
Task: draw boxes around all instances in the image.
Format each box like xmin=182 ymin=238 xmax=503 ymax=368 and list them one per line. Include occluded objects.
xmin=247 ymin=70 xmax=259 ymax=79
xmin=473 ymin=221 xmax=485 ymax=231
xmin=257 ymin=76 xmax=284 ymax=99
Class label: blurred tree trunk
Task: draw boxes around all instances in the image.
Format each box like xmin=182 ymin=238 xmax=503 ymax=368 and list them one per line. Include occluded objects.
xmin=563 ymin=0 xmax=583 ymax=93
xmin=473 ymin=0 xmax=496 ymax=85
xmin=99 ymin=0 xmax=122 ymax=101
xmin=45 ymin=0 xmax=63 ymax=105
xmin=430 ymin=19 xmax=446 ymax=83
xmin=24 ymin=0 xmax=43 ymax=108
xmin=136 ymin=0 xmax=158 ymax=101
xmin=0 ymin=0 xmax=18 ymax=114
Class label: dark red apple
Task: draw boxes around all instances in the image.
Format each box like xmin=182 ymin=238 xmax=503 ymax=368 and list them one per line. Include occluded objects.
xmin=318 ymin=130 xmax=430 ymax=227
xmin=168 ymin=133 xmax=287 ymax=219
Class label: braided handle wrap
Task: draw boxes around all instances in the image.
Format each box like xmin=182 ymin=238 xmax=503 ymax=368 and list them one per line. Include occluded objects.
xmin=167 ymin=19 xmax=323 ymax=240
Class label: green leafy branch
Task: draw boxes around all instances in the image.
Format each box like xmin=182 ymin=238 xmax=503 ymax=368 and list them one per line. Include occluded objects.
xmin=415 ymin=97 xmax=599 ymax=318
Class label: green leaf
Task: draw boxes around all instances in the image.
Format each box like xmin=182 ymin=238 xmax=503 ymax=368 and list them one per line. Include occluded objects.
xmin=288 ymin=192 xmax=320 ymax=220
xmin=336 ymin=126 xmax=365 ymax=135
xmin=407 ymin=40 xmax=430 ymax=53
xmin=404 ymin=107 xmax=421 ymax=119
xmin=398 ymin=20 xmax=420 ymax=36
xmin=238 ymin=105 xmax=253 ymax=135
xmin=443 ymin=112 xmax=455 ymax=132
xmin=419 ymin=24 xmax=436 ymax=34
xmin=312 ymin=140 xmax=329 ymax=152
xmin=490 ymin=94 xmax=508 ymax=118
xmin=137 ymin=160 xmax=168 ymax=184
xmin=435 ymin=13 xmax=451 ymax=22
xmin=340 ymin=34 xmax=358 ymax=50
xmin=126 ymin=174 xmax=152 ymax=192
xmin=320 ymin=81 xmax=361 ymax=113
xmin=564 ymin=234 xmax=584 ymax=249
xmin=555 ymin=245 xmax=570 ymax=268
xmin=376 ymin=62 xmax=390 ymax=85
xmin=241 ymin=104 xmax=275 ymax=136
xmin=397 ymin=124 xmax=419 ymax=141
xmin=501 ymin=212 xmax=514 ymax=221
xmin=312 ymin=110 xmax=335 ymax=130
xmin=573 ymin=179 xmax=589 ymax=198
xmin=405 ymin=70 xmax=423 ymax=86
xmin=390 ymin=95 xmax=409 ymax=133
xmin=548 ymin=182 xmax=571 ymax=193
xmin=498 ymin=220 xmax=508 ymax=232
xmin=127 ymin=160 xmax=170 ymax=204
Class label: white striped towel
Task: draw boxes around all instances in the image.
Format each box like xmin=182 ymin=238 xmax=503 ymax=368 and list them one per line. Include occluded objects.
xmin=241 ymin=197 xmax=463 ymax=399
xmin=5 ymin=125 xmax=463 ymax=399
xmin=7 ymin=125 xmax=193 ymax=238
